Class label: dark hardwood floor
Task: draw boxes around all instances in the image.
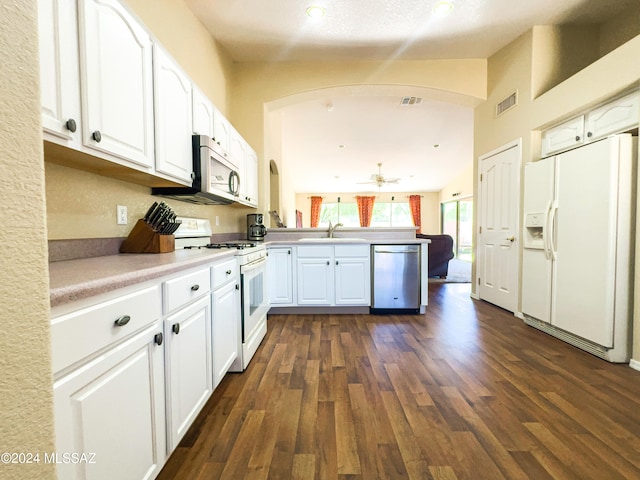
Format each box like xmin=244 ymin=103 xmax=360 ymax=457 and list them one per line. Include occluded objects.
xmin=157 ymin=283 xmax=640 ymax=480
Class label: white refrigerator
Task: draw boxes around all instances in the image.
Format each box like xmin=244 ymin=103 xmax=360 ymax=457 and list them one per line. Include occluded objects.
xmin=521 ymin=134 xmax=637 ymax=362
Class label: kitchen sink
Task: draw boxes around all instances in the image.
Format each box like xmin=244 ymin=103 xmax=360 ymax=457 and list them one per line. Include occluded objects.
xmin=298 ymin=238 xmax=367 ymax=243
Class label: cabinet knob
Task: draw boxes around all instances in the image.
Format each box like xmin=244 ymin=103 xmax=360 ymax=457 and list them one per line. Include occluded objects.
xmin=172 ymin=323 xmax=180 ymax=335
xmin=575 ymin=135 xmax=580 ymax=141
xmin=191 ymin=284 xmax=200 ymax=291
xmin=65 ymin=118 xmax=77 ymax=133
xmin=336 ymin=260 xmax=339 ymax=265
xmin=326 ymin=261 xmax=330 ymax=265
xmin=236 ymin=284 xmax=240 ymax=290
xmin=587 ymin=131 xmax=593 ymax=138
xmin=226 ymin=270 xmax=232 ymax=275
xmin=154 ymin=332 xmax=164 ymax=346
xmin=92 ymin=130 xmax=102 ymax=142
xmin=114 ymin=315 xmax=131 ymax=327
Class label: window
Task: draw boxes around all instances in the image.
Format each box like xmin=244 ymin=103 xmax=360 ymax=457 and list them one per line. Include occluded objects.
xmin=441 ymin=198 xmax=473 ymax=261
xmin=319 ymin=201 xmax=413 ymax=227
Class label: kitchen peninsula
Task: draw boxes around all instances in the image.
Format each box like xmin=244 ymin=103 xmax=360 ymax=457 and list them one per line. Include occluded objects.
xmin=266 ymin=227 xmax=430 ymax=314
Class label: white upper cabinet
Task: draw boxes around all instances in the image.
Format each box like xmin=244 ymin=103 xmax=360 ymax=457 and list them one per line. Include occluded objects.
xmin=541 ymin=116 xmax=585 ymax=157
xmin=38 ymin=0 xmax=82 ymax=144
xmin=541 ymin=91 xmax=639 ymax=158
xmin=192 ymin=85 xmax=215 ymax=138
xmin=78 ymin=0 xmax=155 ymax=168
xmin=212 ymin=106 xmax=232 ymax=161
xmin=241 ymin=145 xmax=259 ymax=207
xmin=153 ymin=45 xmax=193 ymax=185
xmin=585 ymin=92 xmax=639 ymax=141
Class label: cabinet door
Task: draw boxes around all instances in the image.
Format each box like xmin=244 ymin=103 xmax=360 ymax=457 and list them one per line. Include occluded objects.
xmin=242 ymin=146 xmax=259 ymax=207
xmin=153 ymin=45 xmax=193 ymax=184
xmin=53 ymin=322 xmax=166 ymax=480
xmin=585 ymin=92 xmax=639 ymax=142
xmin=38 ymin=0 xmax=82 ymax=144
xmin=212 ymin=106 xmax=231 ymax=158
xmin=212 ymin=282 xmax=240 ymax=386
xmin=78 ymin=0 xmax=154 ymax=168
xmin=541 ymin=116 xmax=584 ymax=157
xmin=192 ymin=85 xmax=214 ymax=137
xmin=297 ymin=258 xmax=333 ymax=305
xmin=335 ymin=257 xmax=370 ymax=305
xmin=165 ymin=296 xmax=212 ymax=450
xmin=268 ymin=248 xmax=294 ymax=304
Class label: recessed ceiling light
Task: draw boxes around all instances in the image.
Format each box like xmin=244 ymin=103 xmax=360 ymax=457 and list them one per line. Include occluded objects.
xmin=433 ymin=1 xmax=453 ymax=16
xmin=305 ymin=6 xmax=326 ymax=19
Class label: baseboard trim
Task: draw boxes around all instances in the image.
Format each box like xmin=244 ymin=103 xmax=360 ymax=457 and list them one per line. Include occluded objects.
xmin=630 ymin=359 xmax=640 ymax=372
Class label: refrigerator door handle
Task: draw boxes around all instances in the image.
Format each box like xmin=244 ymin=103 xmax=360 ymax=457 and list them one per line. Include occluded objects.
xmin=548 ymin=200 xmax=559 ymax=261
xmin=543 ymin=200 xmax=552 ymax=259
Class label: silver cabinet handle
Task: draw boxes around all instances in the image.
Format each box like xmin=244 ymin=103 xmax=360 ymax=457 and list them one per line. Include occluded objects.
xmin=114 ymin=315 xmax=130 ymax=327
xmin=191 ymin=284 xmax=200 ymax=291
xmin=65 ymin=118 xmax=77 ymax=132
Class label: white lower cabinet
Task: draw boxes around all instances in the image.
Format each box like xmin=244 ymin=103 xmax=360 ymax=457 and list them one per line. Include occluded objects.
xmin=296 ymin=245 xmax=370 ymax=306
xmin=52 ymin=285 xmax=166 ymax=480
xmin=211 ymin=257 xmax=240 ymax=386
xmin=268 ymin=247 xmax=294 ymax=304
xmin=164 ymin=296 xmax=212 ymax=451
xmin=51 ymin=256 xmax=243 ymax=479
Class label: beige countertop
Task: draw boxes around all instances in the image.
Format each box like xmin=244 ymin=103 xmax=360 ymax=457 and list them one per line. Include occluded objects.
xmin=49 ymin=248 xmax=235 ymax=308
xmin=49 ymin=238 xmax=429 ymax=308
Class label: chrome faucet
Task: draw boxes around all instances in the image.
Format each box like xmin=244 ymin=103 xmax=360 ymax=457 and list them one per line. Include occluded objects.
xmin=328 ymin=221 xmax=343 ymax=238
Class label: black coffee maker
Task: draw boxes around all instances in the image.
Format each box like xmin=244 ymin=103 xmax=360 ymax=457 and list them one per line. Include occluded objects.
xmin=247 ymin=213 xmax=267 ymax=241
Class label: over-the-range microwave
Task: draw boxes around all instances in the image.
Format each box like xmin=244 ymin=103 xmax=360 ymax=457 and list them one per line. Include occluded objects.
xmin=152 ymin=135 xmax=240 ymax=205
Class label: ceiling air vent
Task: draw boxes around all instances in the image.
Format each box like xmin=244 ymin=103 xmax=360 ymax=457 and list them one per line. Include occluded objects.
xmin=496 ymin=91 xmax=518 ymax=117
xmin=400 ymin=96 xmax=423 ymax=106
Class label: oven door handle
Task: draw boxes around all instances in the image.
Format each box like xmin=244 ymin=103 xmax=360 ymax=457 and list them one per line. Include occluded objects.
xmin=241 ymin=256 xmax=267 ymax=274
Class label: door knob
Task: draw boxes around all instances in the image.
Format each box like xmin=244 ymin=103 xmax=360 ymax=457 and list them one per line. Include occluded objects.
xmin=506 ymin=236 xmax=515 ymax=242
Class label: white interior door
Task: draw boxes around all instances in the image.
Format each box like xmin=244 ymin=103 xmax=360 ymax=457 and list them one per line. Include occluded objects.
xmin=478 ymin=142 xmax=520 ymax=312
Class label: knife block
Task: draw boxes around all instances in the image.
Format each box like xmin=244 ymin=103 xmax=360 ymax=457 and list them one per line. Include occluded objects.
xmin=120 ymin=219 xmax=175 ymax=254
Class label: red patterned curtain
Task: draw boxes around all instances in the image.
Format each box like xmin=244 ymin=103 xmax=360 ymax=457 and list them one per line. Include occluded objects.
xmin=356 ymin=196 xmax=376 ymax=227
xmin=310 ymin=196 xmax=323 ymax=228
xmin=409 ymin=194 xmax=422 ymax=234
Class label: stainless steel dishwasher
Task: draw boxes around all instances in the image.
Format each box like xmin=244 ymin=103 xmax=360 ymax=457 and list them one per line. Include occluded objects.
xmin=371 ymin=244 xmax=420 ymax=311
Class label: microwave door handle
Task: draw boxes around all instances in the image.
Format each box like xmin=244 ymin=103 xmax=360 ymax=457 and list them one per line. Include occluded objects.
xmin=229 ymin=170 xmax=240 ymax=195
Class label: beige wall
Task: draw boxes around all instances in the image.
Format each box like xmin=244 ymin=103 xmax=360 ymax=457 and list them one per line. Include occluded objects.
xmin=0 ymin=1 xmax=56 ymax=478
xmin=439 ymin=163 xmax=474 ymax=204
xmin=294 ymin=191 xmax=440 ymax=233
xmin=231 ymin=60 xmax=487 ymax=225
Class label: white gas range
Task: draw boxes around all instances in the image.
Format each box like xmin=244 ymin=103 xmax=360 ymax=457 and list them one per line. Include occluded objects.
xmin=175 ymin=218 xmax=269 ymax=371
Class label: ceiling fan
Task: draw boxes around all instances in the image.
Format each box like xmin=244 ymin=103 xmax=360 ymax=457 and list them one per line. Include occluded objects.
xmin=358 ymin=163 xmax=400 ymax=188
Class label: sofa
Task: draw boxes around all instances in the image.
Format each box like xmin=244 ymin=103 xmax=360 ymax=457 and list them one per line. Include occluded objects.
xmin=416 ymin=234 xmax=455 ymax=278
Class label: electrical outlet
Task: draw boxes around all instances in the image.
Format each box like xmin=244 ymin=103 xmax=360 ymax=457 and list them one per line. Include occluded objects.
xmin=117 ymin=205 xmax=128 ymax=225
xmin=215 ymin=215 xmax=220 ymax=226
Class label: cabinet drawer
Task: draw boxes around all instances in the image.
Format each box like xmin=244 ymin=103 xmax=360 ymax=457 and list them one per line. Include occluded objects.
xmin=211 ymin=257 xmax=237 ymax=290
xmin=164 ymin=267 xmax=211 ymax=314
xmin=335 ymin=244 xmax=370 ymax=257
xmin=296 ymin=245 xmax=333 ymax=258
xmin=51 ymin=285 xmax=161 ymax=373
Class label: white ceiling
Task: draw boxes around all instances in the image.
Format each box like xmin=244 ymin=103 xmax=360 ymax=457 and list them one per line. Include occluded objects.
xmin=185 ymin=0 xmax=634 ymax=194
